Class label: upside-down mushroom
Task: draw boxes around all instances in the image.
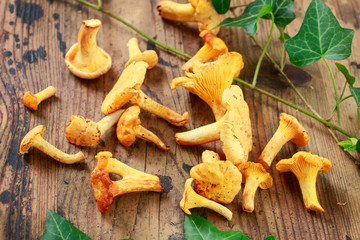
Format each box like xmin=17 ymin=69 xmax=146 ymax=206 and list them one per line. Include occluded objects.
xmin=65 ymin=109 xmax=124 ymax=146
xmin=23 ymin=86 xmax=56 ymax=111
xmin=91 ymin=151 xmax=163 ymax=213
xmin=180 ymin=178 xmax=232 ymax=221
xmin=238 ymin=162 xmax=273 ymax=213
xmin=175 ymin=85 xmax=251 ymax=151
xmin=220 ymin=85 xmax=252 ymax=166
xmin=157 ymin=0 xmax=222 ymax=35
xmin=20 ymin=125 xmax=85 ymax=164
xmin=276 ymin=152 xmax=332 ymax=212
xmin=182 ymin=30 xmax=228 ymax=72
xmin=258 ymin=113 xmax=309 ymax=169
xmin=190 ymin=158 xmax=242 ymax=204
xmin=171 ymin=52 xmax=244 ymax=120
xmin=65 ymin=19 xmax=112 ymax=79
xmin=116 ymin=105 xmax=170 ymax=151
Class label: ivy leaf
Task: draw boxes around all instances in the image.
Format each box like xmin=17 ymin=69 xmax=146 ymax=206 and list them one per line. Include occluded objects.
xmin=212 ymin=0 xmax=231 ymax=14
xmin=337 ymin=138 xmax=358 ymax=151
xmin=349 ymin=86 xmax=360 ymax=108
xmin=336 ymin=63 xmax=356 ymax=86
xmin=184 ymin=214 xmax=246 ymax=240
xmin=356 ymin=139 xmax=360 ymax=154
xmin=262 ymin=0 xmax=296 ymax=28
xmin=264 ymin=236 xmax=276 ymax=240
xmin=219 ymin=0 xmax=273 ymax=36
xmin=41 ymin=209 xmax=91 ymax=240
xmin=279 ymin=32 xmax=291 ymax=42
xmin=219 ymin=0 xmax=295 ymax=35
xmin=285 ymin=0 xmax=354 ymax=67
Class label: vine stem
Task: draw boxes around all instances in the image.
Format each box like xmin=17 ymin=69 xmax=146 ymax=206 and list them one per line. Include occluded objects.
xmin=324 ymin=58 xmax=340 ymax=123
xmin=279 ymin=28 xmax=286 ymax=71
xmin=75 ymin=0 xmax=356 ymax=140
xmin=252 ymin=13 xmax=274 ymax=87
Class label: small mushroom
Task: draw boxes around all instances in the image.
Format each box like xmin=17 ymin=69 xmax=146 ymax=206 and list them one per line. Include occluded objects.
xmin=182 ymin=30 xmax=228 ymax=72
xmin=175 ymin=85 xmax=251 ymax=149
xmin=116 ymin=105 xmax=170 ymax=151
xmin=180 ymin=178 xmax=232 ymax=221
xmin=157 ymin=0 xmax=222 ymax=35
xmin=129 ymin=91 xmax=189 ymax=126
xmin=258 ymin=113 xmax=309 ymax=169
xmin=125 ymin=38 xmax=158 ymax=69
xmin=20 ymin=125 xmax=85 ymax=164
xmin=276 ymin=152 xmax=331 ymax=212
xmin=91 ymin=151 xmax=163 ymax=213
xmin=190 ymin=159 xmax=242 ymax=204
xmin=201 ymin=150 xmax=220 ymax=163
xmin=23 ymin=86 xmax=56 ymax=110
xmin=238 ymin=162 xmax=273 ymax=213
xmin=171 ymin=52 xmax=244 ymax=120
xmin=65 ymin=19 xmax=112 ymax=79
xmin=65 ymin=109 xmax=124 ymax=146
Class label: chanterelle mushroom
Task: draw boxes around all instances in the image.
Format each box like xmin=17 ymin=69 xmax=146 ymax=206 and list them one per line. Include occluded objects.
xmin=238 ymin=162 xmax=272 ymax=213
xmin=157 ymin=0 xmax=222 ymax=35
xmin=91 ymin=151 xmax=163 ymax=213
xmin=180 ymin=178 xmax=232 ymax=221
xmin=276 ymin=152 xmax=332 ymax=212
xmin=258 ymin=113 xmax=309 ymax=169
xmin=201 ymin=150 xmax=220 ymax=163
xmin=117 ymin=105 xmax=170 ymax=151
xmin=190 ymin=156 xmax=242 ymax=204
xmin=182 ymin=30 xmax=228 ymax=72
xmin=125 ymin=38 xmax=158 ymax=69
xmin=23 ymin=86 xmax=56 ymax=111
xmin=171 ymin=52 xmax=244 ymax=120
xmin=20 ymin=125 xmax=85 ymax=164
xmin=175 ymin=85 xmax=251 ymax=152
xmin=65 ymin=109 xmax=124 ymax=146
xmin=65 ymin=19 xmax=112 ymax=79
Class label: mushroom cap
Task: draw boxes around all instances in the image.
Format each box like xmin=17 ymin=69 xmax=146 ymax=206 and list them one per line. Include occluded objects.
xmin=276 ymin=151 xmax=332 ymax=176
xmin=125 ymin=50 xmax=158 ymax=69
xmin=201 ymin=150 xmax=220 ymax=163
xmin=23 ymin=91 xmax=38 ymax=110
xmin=101 ymin=61 xmax=149 ymax=115
xmin=19 ymin=125 xmax=45 ymax=154
xmin=172 ymin=52 xmax=244 ymax=120
xmin=190 ymin=0 xmax=222 ymax=35
xmin=279 ymin=113 xmax=309 ymax=146
xmin=238 ymin=162 xmax=273 ymax=189
xmin=65 ymin=19 xmax=112 ymax=79
xmin=116 ymin=105 xmax=141 ymax=147
xmin=220 ymin=85 xmax=252 ymax=165
xmin=190 ymin=160 xmax=242 ymax=204
xmin=91 ymin=168 xmax=115 ymax=213
xmin=65 ymin=115 xmax=101 ymax=146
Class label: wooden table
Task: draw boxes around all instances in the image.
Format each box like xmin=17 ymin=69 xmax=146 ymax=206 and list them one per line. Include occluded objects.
xmin=1 ymin=0 xmax=359 ymax=239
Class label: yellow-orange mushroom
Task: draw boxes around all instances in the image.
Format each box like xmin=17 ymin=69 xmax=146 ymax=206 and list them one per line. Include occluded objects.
xmin=23 ymin=86 xmax=56 ymax=111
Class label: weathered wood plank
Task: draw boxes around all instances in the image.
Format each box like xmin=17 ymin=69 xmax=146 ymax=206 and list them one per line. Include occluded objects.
xmin=0 ymin=0 xmax=359 ymax=239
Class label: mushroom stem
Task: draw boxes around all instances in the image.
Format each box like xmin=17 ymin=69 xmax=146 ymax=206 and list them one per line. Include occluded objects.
xmin=111 ymin=178 xmax=163 ymax=196
xmin=97 ymin=109 xmax=124 ymax=135
xmin=35 ymin=86 xmax=56 ymax=103
xmin=175 ymin=120 xmax=222 ymax=145
xmin=78 ymin=19 xmax=101 ymax=62
xmin=157 ymin=2 xmax=196 ymax=22
xmin=130 ymin=91 xmax=189 ymax=126
xmin=31 ymin=135 xmax=85 ymax=164
xmin=242 ymin=177 xmax=259 ymax=213
xmin=258 ymin=129 xmax=292 ymax=169
xmin=136 ymin=125 xmax=170 ymax=151
xmin=299 ymin=179 xmax=324 ymax=212
xmin=127 ymin=38 xmax=142 ymax=59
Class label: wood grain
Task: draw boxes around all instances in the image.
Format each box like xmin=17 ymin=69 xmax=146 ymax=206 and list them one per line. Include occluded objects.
xmin=0 ymin=0 xmax=359 ymax=239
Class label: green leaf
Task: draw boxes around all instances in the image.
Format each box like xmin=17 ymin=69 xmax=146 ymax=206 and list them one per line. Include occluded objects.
xmin=279 ymin=32 xmax=291 ymax=42
xmin=219 ymin=0 xmax=273 ymax=35
xmin=262 ymin=0 xmax=296 ymax=28
xmin=285 ymin=0 xmax=354 ymax=67
xmin=184 ymin=214 xmax=246 ymax=240
xmin=356 ymin=139 xmax=360 ymax=154
xmin=218 ymin=0 xmax=295 ymax=35
xmin=212 ymin=0 xmax=231 ymax=14
xmin=264 ymin=235 xmax=276 ymax=240
xmin=41 ymin=209 xmax=92 ymax=240
xmin=349 ymin=86 xmax=360 ymax=108
xmin=336 ymin=63 xmax=356 ymax=86
xmin=337 ymin=138 xmax=358 ymax=151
